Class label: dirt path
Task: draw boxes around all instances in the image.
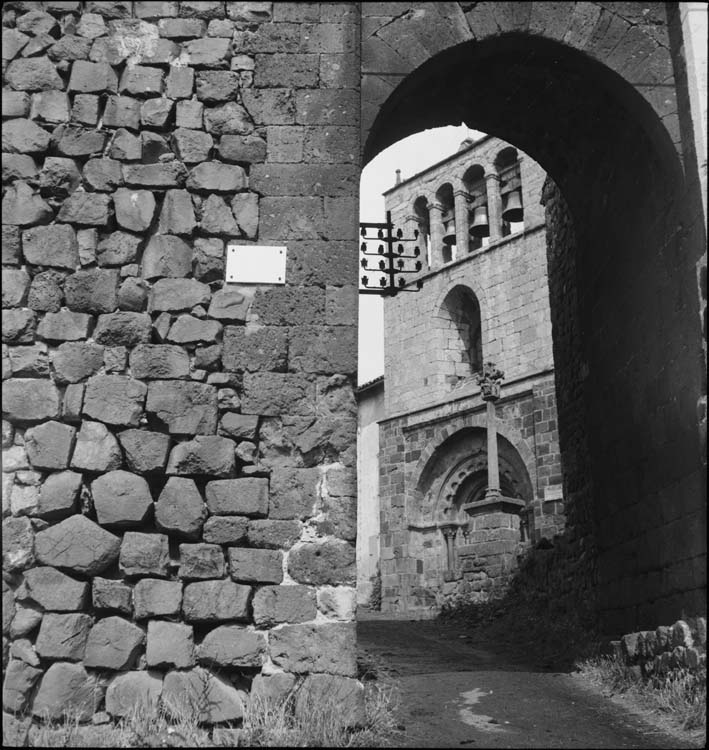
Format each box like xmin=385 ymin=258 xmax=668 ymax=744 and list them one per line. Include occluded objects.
xmin=357 ymin=619 xmax=699 ymax=749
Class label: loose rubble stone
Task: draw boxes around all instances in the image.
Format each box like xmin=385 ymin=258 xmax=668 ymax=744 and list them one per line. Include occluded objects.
xmin=195 ymin=70 xmax=240 ymax=103
xmin=108 ymin=128 xmax=141 ymax=160
xmin=133 ymin=578 xmax=182 ymax=619
xmin=150 ymin=278 xmax=212 ymax=312
xmin=182 ymin=36 xmax=231 ymax=66
xmin=53 ymin=124 xmax=108 ymax=157
xmin=250 ymin=672 xmax=297 ymax=710
xmin=2 ymin=379 xmax=60 ymax=422
xmin=11 ymin=485 xmax=40 ymax=517
xmin=198 ymin=625 xmax=265 ymax=668
xmin=70 ymin=421 xmax=123 ymax=472
xmin=37 ymin=311 xmax=92 ymax=342
xmin=113 ymin=188 xmax=156 ymax=232
xmin=252 ymin=585 xmax=316 ymax=628
xmin=166 ymin=435 xmax=236 ymax=477
xmin=39 ymin=157 xmax=82 ymax=197
xmin=178 ymin=543 xmax=225 ymax=579
xmin=35 ymin=514 xmax=120 ymax=575
xmin=2 ymin=181 xmax=53 ymax=226
xmin=182 ymin=580 xmax=250 ymax=622
xmin=92 ymin=578 xmax=133 ymax=615
xmin=171 ymin=127 xmax=213 ymax=163
xmin=24 ymin=421 xmax=76 ymax=470
xmin=166 ymin=315 xmax=222 ymax=345
xmin=93 ymin=311 xmax=152 ymax=346
xmin=3 ymin=310 xmax=35 ymax=347
xmin=295 ymin=674 xmax=365 ymax=728
xmin=187 ymin=160 xmax=247 ymax=192
xmin=119 ymin=64 xmax=164 ymax=96
xmin=2 ymin=713 xmax=32 ymax=747
xmin=146 ymin=620 xmax=194 ymax=668
xmin=166 ymin=66 xmax=194 ymax=98
xmin=84 ymin=616 xmax=145 ymax=670
xmin=146 ymin=380 xmax=217 ymax=434
xmin=218 ymin=134 xmax=266 ymax=163
xmin=3 ymin=91 xmax=31 ymax=118
xmin=91 ymin=470 xmax=153 ymax=527
xmin=2 ymin=153 xmax=38 ymax=182
xmin=158 ymin=189 xmax=197 ymax=234
xmin=122 ymin=161 xmax=187 ymax=188
xmin=176 ymin=99 xmax=204 ymax=128
xmin=97 ymin=231 xmax=141 ymax=266
xmin=117 ymin=429 xmax=171 ymax=473
xmin=36 ymin=470 xmax=82 ymax=521
xmin=102 ymin=94 xmax=141 ymax=129
xmin=155 ymin=477 xmax=207 ymax=540
xmin=248 ymin=519 xmax=301 ymax=550
xmin=17 ymin=10 xmax=58 ymax=36
xmin=62 ymin=384 xmax=86 ymax=422
xmin=232 ymin=192 xmax=259 ymax=237
xmin=202 ymin=515 xmax=248 ymax=545
xmin=31 ymin=662 xmax=101 ymax=721
xmin=35 ymin=612 xmax=93 ymax=661
xmin=71 ymin=93 xmax=100 ymax=124
xmin=141 ymin=130 xmax=172 ymax=162
xmin=118 ymin=277 xmax=149 ymax=311
xmin=129 ymin=344 xmax=189 ymax=379
xmin=142 ymin=234 xmax=192 ymax=279
xmin=26 ymin=271 xmax=63 ymax=313
xmin=105 ymin=670 xmax=162 ymax=718
xmin=200 ymin=194 xmax=240 ymax=234
xmin=30 ymin=91 xmax=70 ymax=123
xmin=83 ymin=375 xmax=147 ymax=427
xmin=219 ymin=413 xmax=259 ymax=441
xmin=48 ymin=34 xmax=92 ymax=62
xmin=5 ymin=57 xmax=63 ymax=91
xmin=10 ymin=604 xmax=43 ymax=639
xmin=228 ymin=548 xmax=283 ymax=584
xmin=203 ymin=101 xmax=254 ymax=135
xmin=3 ymin=516 xmax=35 ymax=572
xmin=8 ymin=343 xmax=49 ymax=377
xmin=3 ymin=118 xmax=51 ymax=153
xmin=288 ymin=540 xmax=356 ymax=586
xmin=57 ymin=191 xmax=112 ymax=226
xmin=140 ymin=97 xmax=173 ymax=128
xmin=69 ymin=60 xmax=118 ymax=93
xmin=269 ymin=622 xmax=357 ymax=677
xmin=317 ymin=587 xmax=356 ymax=621
xmin=162 ymin=667 xmax=244 ymax=724
xmin=205 ymin=478 xmax=268 ymax=516
xmin=3 ymin=659 xmax=43 ymax=713
xmin=9 ymin=638 xmax=40 ymax=668
xmin=2 ymin=226 xmax=21 ymax=264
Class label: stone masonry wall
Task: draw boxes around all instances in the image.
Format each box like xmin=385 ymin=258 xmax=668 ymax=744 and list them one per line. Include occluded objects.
xmin=2 ymin=0 xmax=361 ymax=733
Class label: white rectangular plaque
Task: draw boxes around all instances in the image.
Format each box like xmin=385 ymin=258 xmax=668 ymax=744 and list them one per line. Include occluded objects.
xmin=225 ymin=244 xmax=287 ymax=285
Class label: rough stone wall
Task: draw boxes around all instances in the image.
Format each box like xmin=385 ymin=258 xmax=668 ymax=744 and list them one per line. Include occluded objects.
xmin=2 ymin=0 xmax=361 ymax=730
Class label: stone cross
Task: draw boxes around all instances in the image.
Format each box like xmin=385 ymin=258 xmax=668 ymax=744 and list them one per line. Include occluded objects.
xmin=475 ymin=362 xmax=505 ymax=501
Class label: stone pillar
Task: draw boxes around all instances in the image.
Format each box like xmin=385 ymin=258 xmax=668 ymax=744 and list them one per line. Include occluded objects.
xmin=454 ymin=190 xmax=470 ymax=256
xmin=428 ymin=202 xmax=445 ymax=267
xmin=476 ymin=362 xmax=505 ymax=501
xmin=485 ymin=174 xmax=503 ymax=242
xmin=441 ymin=525 xmax=458 ymax=570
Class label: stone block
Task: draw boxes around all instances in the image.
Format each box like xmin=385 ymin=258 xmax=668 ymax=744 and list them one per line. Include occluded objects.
xmin=317 ymin=586 xmax=356 ymax=621
xmin=162 ymin=667 xmax=244 ymax=724
xmin=102 ymin=94 xmax=140 ymax=129
xmin=250 ymin=672 xmax=297 ymax=709
xmin=231 ymin=192 xmax=259 ymax=238
xmin=142 ymin=234 xmax=192 ymax=279
xmin=207 ymin=289 xmax=250 ymax=322
xmin=2 ymin=91 xmax=31 ymax=118
xmin=219 ymin=413 xmax=259 ymax=441
xmin=158 ymin=18 xmax=206 ymax=38
xmin=175 ymin=99 xmax=203 ymax=128
xmin=35 ymin=612 xmax=92 ymax=661
xmin=113 ymin=188 xmax=156 ymax=232
xmin=252 ymin=585 xmax=316 ymax=628
xmin=247 ymin=519 xmax=301 ymax=550
xmin=241 ymin=372 xmax=315 ymax=416
xmin=117 ymin=429 xmax=171 ymax=474
xmin=240 ymin=88 xmax=294 ymax=125
xmin=187 ymin=160 xmax=247 ymax=192
xmin=10 ymin=603 xmax=43 ymax=639
xmin=8 ymin=343 xmax=49 ymax=378
xmin=140 ymin=97 xmax=173 ymax=128
xmin=172 ymin=126 xmax=214 ymax=164
xmin=165 ymin=66 xmax=194 ymax=98
xmin=62 ymin=383 xmax=85 ymax=422
xmin=288 ymin=540 xmax=356 ymax=586
xmin=166 ymin=435 xmax=236 ymax=477
xmin=2 ymin=153 xmax=39 ymax=183
xmin=19 ymin=566 xmax=88 ymax=612
xmin=182 ymin=37 xmax=230 ymax=67
xmin=199 ymin=194 xmax=240 ymax=235
xmin=11 ymin=484 xmax=40 ymax=517
xmin=166 ymin=315 xmax=222 ymax=346
xmin=26 ymin=271 xmax=63 ymax=313
xmin=57 ymin=191 xmax=112 ymax=226
xmin=31 ymin=662 xmax=101 ymax=721
xmin=3 ymin=516 xmax=35 ymax=572
xmin=295 ymin=674 xmax=364 ymax=728
xmin=91 ymin=470 xmax=152 ymax=528
xmin=97 ymin=231 xmax=141 ymax=268
xmin=203 ymin=101 xmax=254 ymax=135
xmin=93 ymin=311 xmax=152 ymax=346
xmin=36 ymin=470 xmax=81 ymax=521
xmin=202 ymin=515 xmax=248 ymax=545
xmin=146 ymin=620 xmax=194 ymax=669
xmin=2 ymin=309 xmax=36 ymax=345
xmin=70 ymin=420 xmax=122 ymax=472
xmin=48 ymin=34 xmax=92 ymax=62
xmin=270 ymin=622 xmax=356 ymax=677
xmin=228 ymin=547 xmax=282 ymax=584
xmin=1 ymin=226 xmax=21 ymax=265
xmin=158 ymin=189 xmax=197 ymax=234
xmin=107 ymin=128 xmax=141 ymax=160
xmin=118 ymin=277 xmax=149 ymax=311
xmin=255 ymin=53 xmax=319 ymax=88
xmin=68 ymin=60 xmax=118 ymax=93
xmin=141 ymin=130 xmax=172 ymax=162
xmin=84 ymin=616 xmax=145 ymax=670
xmin=133 ymin=578 xmax=182 ymax=619
xmin=121 ymin=161 xmax=187 ymax=189
xmin=83 ymin=157 xmax=123 ymax=192
xmin=149 ymin=278 xmax=211 ymax=312
xmin=2 ymin=379 xmax=60 ymax=422
xmin=105 ymin=670 xmax=162 ymax=718
xmin=92 ymin=577 xmax=132 ymax=615
xmin=35 ymin=514 xmax=120 ymax=575
xmin=195 ymin=70 xmax=240 ymax=104
xmin=205 ymin=478 xmax=268 ymax=517
xmin=64 ymin=268 xmax=118 ymax=314
xmin=155 ymin=477 xmax=207 ymax=540
xmin=2 ymin=117 xmax=51 ymax=154
xmin=3 ymin=660 xmax=42 ymax=715
xmin=146 ymin=379 xmax=217 ymax=434
xmin=178 ymin=543 xmax=225 ymax=580
xmin=24 ymin=420 xmax=76 ymax=470
xmin=218 ymin=134 xmax=266 ymax=163
xmin=2 ymin=181 xmax=53 ymax=227
xmin=182 ymin=580 xmax=250 ymax=623
xmin=222 ymin=327 xmax=287 ymax=373
xmin=70 ymin=93 xmax=100 ymax=124
xmin=198 ymin=624 xmax=265 ymax=669
xmin=5 ymin=57 xmax=63 ymax=91
xmin=119 ymin=532 xmax=170 ymax=578
xmin=36 ymin=311 xmax=90 ymax=343
xmin=119 ymin=65 xmax=163 ymax=96
xmin=82 ymin=374 xmax=147 ymax=427
xmin=252 ymin=286 xmax=324 ymax=325
xmin=53 ymin=123 xmax=108 ymax=157
xmin=129 ymin=344 xmax=189 ymax=380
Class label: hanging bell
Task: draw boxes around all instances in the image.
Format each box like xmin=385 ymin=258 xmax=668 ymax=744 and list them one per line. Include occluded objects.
xmin=501 ymin=189 xmax=523 ymax=223
xmin=468 ymin=205 xmax=490 ymax=238
xmin=441 ymin=209 xmax=456 ymax=245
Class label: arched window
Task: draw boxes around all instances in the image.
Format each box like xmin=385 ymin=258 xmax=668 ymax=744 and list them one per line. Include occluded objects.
xmin=439 ymin=285 xmax=483 ymax=387
xmin=494 ymin=147 xmax=524 ymax=237
xmin=462 ymin=164 xmax=488 ymax=251
xmin=413 ymin=195 xmax=431 ymax=269
xmin=435 ymin=183 xmax=455 ymax=264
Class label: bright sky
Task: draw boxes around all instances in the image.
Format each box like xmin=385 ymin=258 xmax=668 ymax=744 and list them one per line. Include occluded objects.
xmin=357 ymin=124 xmax=485 ymax=385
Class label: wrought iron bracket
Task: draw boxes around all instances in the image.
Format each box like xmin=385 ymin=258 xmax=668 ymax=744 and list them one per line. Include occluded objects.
xmin=359 ymin=211 xmax=424 ymax=297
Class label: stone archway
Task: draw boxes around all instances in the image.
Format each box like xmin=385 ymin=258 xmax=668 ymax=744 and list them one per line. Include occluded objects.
xmin=362 ymin=3 xmax=706 ymax=632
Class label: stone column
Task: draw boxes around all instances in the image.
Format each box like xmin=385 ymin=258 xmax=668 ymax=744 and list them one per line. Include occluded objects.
xmin=428 ymin=202 xmax=445 ymax=267
xmin=485 ymin=174 xmax=503 ymax=242
xmin=476 ymin=362 xmax=505 ymax=501
xmin=454 ymin=190 xmax=470 ymax=256
xmin=441 ymin=524 xmax=458 ymax=570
